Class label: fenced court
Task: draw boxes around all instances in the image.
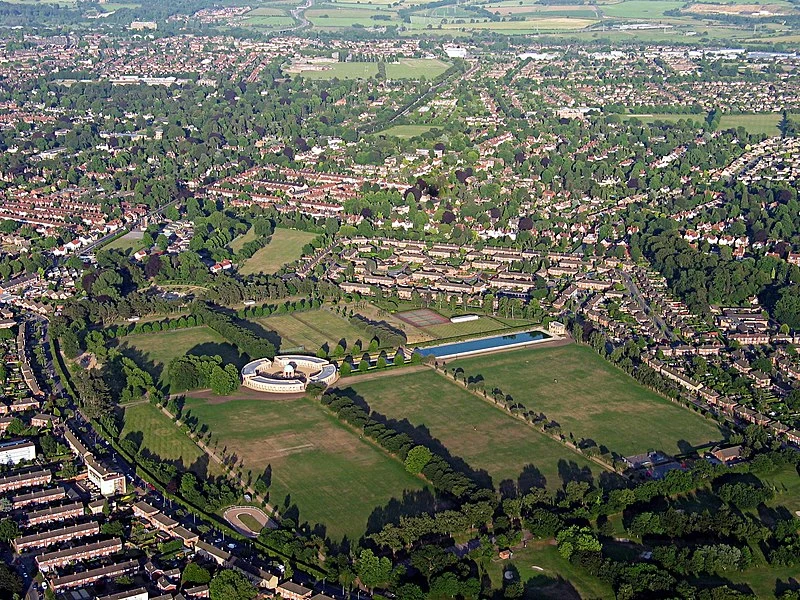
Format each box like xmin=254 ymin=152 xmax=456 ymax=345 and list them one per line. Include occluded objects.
xmin=395 ymin=308 xmax=450 ymax=328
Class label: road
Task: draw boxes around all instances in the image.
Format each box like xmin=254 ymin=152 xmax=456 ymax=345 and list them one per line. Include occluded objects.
xmin=619 ymin=270 xmax=675 ymax=342
xmin=283 ymin=0 xmax=314 ymax=31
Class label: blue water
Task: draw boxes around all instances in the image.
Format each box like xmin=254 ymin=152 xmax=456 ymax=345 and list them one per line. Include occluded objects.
xmin=415 ymin=331 xmax=550 ymax=358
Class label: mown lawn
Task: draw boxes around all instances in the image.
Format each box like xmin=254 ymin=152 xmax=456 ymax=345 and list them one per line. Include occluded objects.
xmin=121 ymin=402 xmax=223 ymax=477
xmin=239 ymin=228 xmax=317 ymax=275
xmin=183 ymin=394 xmax=426 ymax=540
xmin=344 ymin=369 xmax=601 ymax=492
xmin=449 ymin=344 xmax=725 ymax=456
xmin=252 ymin=309 xmax=369 ymax=353
xmin=118 ymin=327 xmax=245 ymax=391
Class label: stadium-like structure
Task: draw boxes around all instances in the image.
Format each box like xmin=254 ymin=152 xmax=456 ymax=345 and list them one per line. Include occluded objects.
xmin=241 ymin=355 xmax=339 ymax=394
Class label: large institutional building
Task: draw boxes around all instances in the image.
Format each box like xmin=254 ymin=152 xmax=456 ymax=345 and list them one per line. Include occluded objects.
xmin=241 ymin=355 xmax=339 ymax=394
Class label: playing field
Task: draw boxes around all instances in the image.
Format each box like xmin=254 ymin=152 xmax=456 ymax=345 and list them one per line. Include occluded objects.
xmin=103 ymin=231 xmax=143 ymax=252
xmin=121 ymin=402 xmax=223 ymax=477
xmin=183 ymin=394 xmax=425 ymax=539
xmin=378 ymin=124 xmax=435 ymax=138
xmin=252 ymin=309 xmax=370 ymax=352
xmin=719 ymin=113 xmax=783 ymax=136
xmin=118 ymin=327 xmax=245 ymax=391
xmin=240 ymin=228 xmax=317 ymax=275
xmin=385 ymin=58 xmax=450 ymax=79
xmin=395 ymin=309 xmax=536 ymax=342
xmin=344 ymin=370 xmax=601 ymax=492
xmin=449 ymin=345 xmax=724 ymax=456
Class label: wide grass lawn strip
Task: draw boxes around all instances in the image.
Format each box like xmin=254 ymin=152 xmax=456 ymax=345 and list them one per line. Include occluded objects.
xmin=344 ymin=369 xmax=600 ymax=492
xmin=450 ymin=344 xmax=724 ymax=456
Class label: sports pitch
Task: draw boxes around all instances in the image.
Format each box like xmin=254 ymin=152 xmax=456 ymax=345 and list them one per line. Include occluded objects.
xmin=449 ymin=344 xmax=725 ymax=456
xmin=344 ymin=369 xmax=600 ymax=492
xmin=182 ymin=394 xmax=425 ymax=540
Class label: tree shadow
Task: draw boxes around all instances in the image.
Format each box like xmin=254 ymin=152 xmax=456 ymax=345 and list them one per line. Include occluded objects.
xmin=776 ymin=577 xmax=800 ymax=597
xmin=517 ymin=464 xmax=547 ymax=494
xmin=365 ymin=488 xmax=439 ymax=535
xmin=187 ymin=342 xmax=248 ymax=369
xmin=522 ymin=574 xmax=582 ymax=600
xmin=557 ymin=459 xmax=594 ymax=488
xmin=234 ymin=320 xmax=283 ymax=353
xmin=187 ymin=453 xmax=210 ymax=480
xmin=336 ymin=387 xmax=494 ymax=490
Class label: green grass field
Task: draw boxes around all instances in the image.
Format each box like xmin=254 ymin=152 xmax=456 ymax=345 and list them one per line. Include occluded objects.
xmin=252 ymin=309 xmax=370 ymax=352
xmin=719 ymin=113 xmax=783 ymax=136
xmin=240 ymin=228 xmax=317 ymax=275
xmin=631 ymin=113 xmax=784 ymax=136
xmin=378 ymin=124 xmax=436 ymax=138
xmin=449 ymin=345 xmax=724 ymax=456
xmin=344 ymin=369 xmax=600 ymax=492
xmin=119 ymin=327 xmax=245 ymax=391
xmin=183 ymin=394 xmax=425 ymax=540
xmin=103 ymin=232 xmax=143 ymax=252
xmin=296 ymin=62 xmax=380 ymax=80
xmin=229 ymin=227 xmax=257 ymax=254
xmin=487 ymin=541 xmax=614 ymax=599
xmin=601 ymin=0 xmax=685 ymax=18
xmin=421 ymin=316 xmax=535 ymax=341
xmin=121 ymin=402 xmax=223 ymax=477
xmin=385 ymin=58 xmax=451 ymax=79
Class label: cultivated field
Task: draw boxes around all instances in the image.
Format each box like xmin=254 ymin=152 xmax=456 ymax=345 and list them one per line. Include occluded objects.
xmin=182 ymin=394 xmax=425 ymax=540
xmin=121 ymin=403 xmax=223 ymax=477
xmin=118 ymin=327 xmax=244 ymax=391
xmin=239 ymin=228 xmax=317 ymax=275
xmin=601 ymin=0 xmax=685 ymax=18
xmin=344 ymin=369 xmax=600 ymax=492
xmin=251 ymin=309 xmax=370 ymax=352
xmin=449 ymin=345 xmax=724 ymax=456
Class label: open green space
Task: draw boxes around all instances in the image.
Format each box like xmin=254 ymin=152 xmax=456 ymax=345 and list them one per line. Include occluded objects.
xmin=252 ymin=309 xmax=370 ymax=353
xmin=626 ymin=113 xmax=788 ymax=136
xmin=344 ymin=369 xmax=600 ymax=492
xmin=436 ymin=17 xmax=598 ymax=31
xmin=239 ymin=228 xmax=317 ymax=275
xmin=183 ymin=394 xmax=425 ymax=540
xmin=450 ymin=345 xmax=725 ymax=456
xmin=118 ymin=326 xmax=245 ymax=391
xmin=763 ymin=462 xmax=800 ymax=515
xmin=601 ymin=0 xmax=685 ymax=18
xmin=487 ymin=542 xmax=614 ymax=599
xmin=296 ymin=62 xmax=380 ymax=79
xmin=421 ymin=316 xmax=536 ymax=341
xmin=121 ymin=402 xmax=222 ymax=477
xmin=719 ymin=113 xmax=783 ymax=136
xmin=385 ymin=58 xmax=451 ymax=79
xmin=103 ymin=232 xmax=143 ymax=253
xmin=378 ymin=124 xmax=436 ymax=138
xmin=229 ymin=227 xmax=257 ymax=254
